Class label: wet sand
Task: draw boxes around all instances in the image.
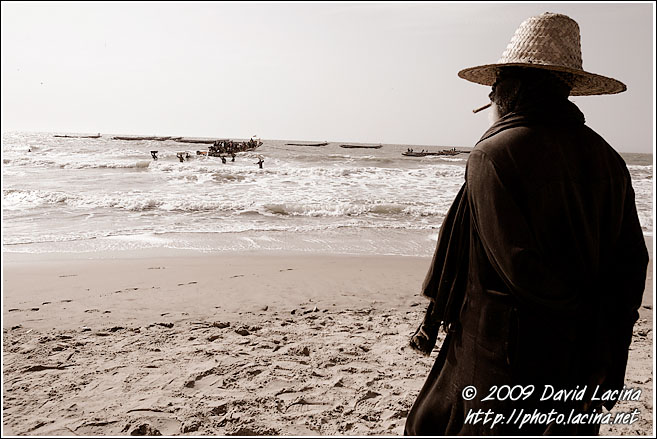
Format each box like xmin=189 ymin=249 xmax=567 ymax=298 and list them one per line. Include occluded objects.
xmin=2 ymin=237 xmax=653 ymax=435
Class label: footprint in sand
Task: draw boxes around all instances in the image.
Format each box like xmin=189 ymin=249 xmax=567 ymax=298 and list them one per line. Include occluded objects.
xmin=60 ymin=300 xmax=73 ymax=303
xmin=148 ymin=322 xmax=174 ymax=329
xmin=354 ymin=390 xmax=381 ymax=409
xmin=284 ymin=398 xmax=330 ymax=415
xmin=235 ymin=327 xmax=251 ymax=336
xmin=127 ymin=424 xmax=162 ymax=436
xmin=112 ymin=288 xmax=139 ymax=294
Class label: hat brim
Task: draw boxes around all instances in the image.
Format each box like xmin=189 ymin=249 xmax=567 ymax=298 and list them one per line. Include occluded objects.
xmin=458 ymin=63 xmax=626 ymax=96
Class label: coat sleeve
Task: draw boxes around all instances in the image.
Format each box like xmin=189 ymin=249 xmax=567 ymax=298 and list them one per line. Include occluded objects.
xmin=600 ymin=174 xmax=648 ymax=397
xmin=465 ymin=149 xmax=579 ymax=312
xmin=605 ymin=174 xmax=648 ymax=329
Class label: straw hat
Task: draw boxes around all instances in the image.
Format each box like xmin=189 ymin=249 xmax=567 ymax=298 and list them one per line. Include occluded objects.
xmin=458 ymin=12 xmax=626 ymax=96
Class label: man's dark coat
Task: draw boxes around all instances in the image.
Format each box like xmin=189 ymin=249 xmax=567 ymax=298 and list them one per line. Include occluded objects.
xmin=405 ymin=100 xmax=648 ymax=435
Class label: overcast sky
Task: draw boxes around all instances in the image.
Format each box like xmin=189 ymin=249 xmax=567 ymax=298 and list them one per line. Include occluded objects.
xmin=1 ymin=2 xmax=654 ymax=152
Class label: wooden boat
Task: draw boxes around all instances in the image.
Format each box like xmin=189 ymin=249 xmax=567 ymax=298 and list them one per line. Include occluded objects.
xmin=175 ymin=138 xmax=264 ymax=149
xmin=112 ymin=136 xmax=171 ymax=141
xmin=340 ymin=144 xmax=382 ymax=149
xmin=402 ymin=151 xmax=443 ymax=157
xmin=54 ymin=134 xmax=101 ymax=139
xmin=242 ymin=139 xmax=263 ymax=151
xmin=286 ymin=142 xmax=329 ymax=146
xmin=402 ymin=149 xmax=471 ymax=157
xmin=174 ymin=138 xmax=217 ymax=144
xmin=201 ymin=138 xmax=264 ymax=157
xmin=440 ymin=150 xmax=460 ymax=156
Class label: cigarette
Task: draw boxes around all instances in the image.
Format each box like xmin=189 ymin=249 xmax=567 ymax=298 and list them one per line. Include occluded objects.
xmin=472 ymin=102 xmax=492 ymax=114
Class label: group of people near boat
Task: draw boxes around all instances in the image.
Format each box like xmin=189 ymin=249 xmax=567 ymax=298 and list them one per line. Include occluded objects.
xmin=149 ymin=148 xmax=264 ymax=168
xmin=147 ymin=137 xmax=265 ymax=168
xmin=209 ymin=140 xmax=238 ymax=158
xmin=209 ymin=138 xmax=262 ymax=157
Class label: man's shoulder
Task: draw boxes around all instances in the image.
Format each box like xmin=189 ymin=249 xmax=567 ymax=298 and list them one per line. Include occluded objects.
xmin=470 ymin=122 xmax=630 ymax=181
xmin=475 ymin=122 xmax=625 ymax=160
xmin=472 ymin=125 xmax=535 ymax=162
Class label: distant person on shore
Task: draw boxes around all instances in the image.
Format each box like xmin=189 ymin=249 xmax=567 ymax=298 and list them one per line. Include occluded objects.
xmin=255 ymin=158 xmax=264 ymax=169
xmin=221 ymin=156 xmax=227 ymax=164
xmin=405 ymin=13 xmax=648 ymax=436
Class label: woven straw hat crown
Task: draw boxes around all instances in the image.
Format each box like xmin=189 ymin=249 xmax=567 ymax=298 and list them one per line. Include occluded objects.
xmin=458 ymin=12 xmax=626 ymax=96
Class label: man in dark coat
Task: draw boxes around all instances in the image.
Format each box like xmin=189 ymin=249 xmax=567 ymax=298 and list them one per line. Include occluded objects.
xmin=405 ymin=13 xmax=648 ymax=436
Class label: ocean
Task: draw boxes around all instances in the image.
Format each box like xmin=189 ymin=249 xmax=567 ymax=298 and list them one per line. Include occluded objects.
xmin=2 ymin=132 xmax=653 ymax=257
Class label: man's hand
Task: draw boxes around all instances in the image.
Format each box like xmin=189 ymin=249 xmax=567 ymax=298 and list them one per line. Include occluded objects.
xmin=409 ymin=321 xmax=439 ymax=355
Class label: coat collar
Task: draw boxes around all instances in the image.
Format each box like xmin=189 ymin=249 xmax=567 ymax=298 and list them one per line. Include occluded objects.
xmin=477 ymin=100 xmax=585 ymax=145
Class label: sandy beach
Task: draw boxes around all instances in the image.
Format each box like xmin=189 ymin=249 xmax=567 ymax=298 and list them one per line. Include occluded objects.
xmin=2 ymin=236 xmax=653 ymax=436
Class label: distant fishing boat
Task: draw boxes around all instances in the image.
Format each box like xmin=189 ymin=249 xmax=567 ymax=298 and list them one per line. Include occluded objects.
xmin=54 ymin=133 xmax=101 ymax=139
xmin=402 ymin=151 xmax=443 ymax=157
xmin=340 ymin=144 xmax=382 ymax=149
xmin=402 ymin=149 xmax=471 ymax=157
xmin=112 ymin=136 xmax=171 ymax=141
xmin=174 ymin=138 xmax=217 ymax=144
xmin=286 ymin=142 xmax=329 ymax=146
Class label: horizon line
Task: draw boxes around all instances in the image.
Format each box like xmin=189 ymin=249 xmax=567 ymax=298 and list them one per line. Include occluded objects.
xmin=1 ymin=130 xmax=653 ymax=154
